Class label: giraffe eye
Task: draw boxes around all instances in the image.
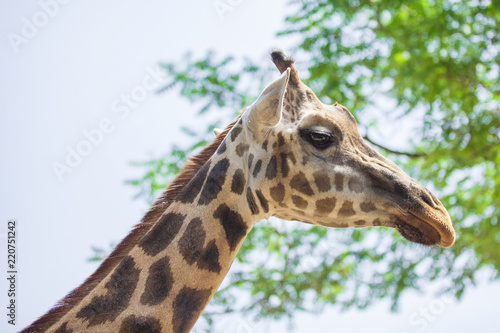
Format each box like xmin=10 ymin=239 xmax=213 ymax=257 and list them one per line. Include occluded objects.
xmin=308 ymin=130 xmax=335 ymax=149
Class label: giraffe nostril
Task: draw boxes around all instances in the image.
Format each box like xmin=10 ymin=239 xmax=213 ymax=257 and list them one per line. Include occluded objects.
xmin=419 ymin=189 xmax=436 ymax=208
xmin=409 ymin=182 xmax=436 ymax=208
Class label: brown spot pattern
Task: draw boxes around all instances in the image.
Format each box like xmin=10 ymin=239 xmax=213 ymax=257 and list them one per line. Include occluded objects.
xmin=348 ymin=177 xmax=364 ymax=193
xmin=217 ymin=141 xmax=226 ymax=155
xmin=290 ymin=172 xmax=314 ymax=196
xmin=262 ymin=140 xmax=268 ymax=151
xmin=280 ymin=152 xmax=289 ymax=178
xmin=230 ymin=127 xmax=242 ymax=141
xmin=119 ymin=315 xmax=161 ymax=333
xmin=265 ymin=155 xmax=278 ymax=180
xmin=253 ymin=160 xmax=262 ymax=178
xmin=246 ymin=188 xmax=260 ymax=215
xmin=213 ymin=204 xmax=248 ymax=251
xmin=292 ymin=195 xmax=308 ymax=210
xmin=176 ymin=161 xmax=211 ymax=203
xmin=360 ymin=201 xmax=376 ymax=212
xmin=231 ymin=169 xmax=245 ymax=195
xmin=140 ymin=255 xmax=174 ymax=306
xmin=255 ymin=189 xmax=269 ymax=213
xmin=172 ymin=287 xmax=212 ymax=333
xmin=235 ymin=143 xmax=249 ymax=157
xmin=338 ymin=200 xmax=356 ymax=218
xmin=270 ymin=183 xmax=285 ymax=202
xmin=354 ymin=220 xmax=366 ymax=226
xmin=196 ymin=240 xmax=221 ymax=272
xmin=248 ymin=153 xmax=254 ymax=169
xmin=198 ymin=158 xmax=230 ymax=205
xmin=315 ymin=197 xmax=337 ymax=215
xmin=138 ymin=213 xmax=185 ymax=256
xmin=178 ymin=218 xmax=221 ymax=273
xmin=178 ymin=218 xmax=205 ymax=265
xmin=76 ymin=256 xmax=140 ymax=327
xmin=277 ymin=133 xmax=285 ymax=147
xmin=334 ymin=174 xmax=344 ymax=191
xmin=313 ymin=172 xmax=331 ymax=193
xmin=54 ymin=322 xmax=73 ymax=333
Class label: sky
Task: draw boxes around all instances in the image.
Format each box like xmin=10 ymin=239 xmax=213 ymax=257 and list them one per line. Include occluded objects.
xmin=0 ymin=1 xmax=499 ymax=332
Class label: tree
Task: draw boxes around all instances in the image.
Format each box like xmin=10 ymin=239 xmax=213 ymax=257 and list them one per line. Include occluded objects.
xmin=122 ymin=0 xmax=499 ymax=329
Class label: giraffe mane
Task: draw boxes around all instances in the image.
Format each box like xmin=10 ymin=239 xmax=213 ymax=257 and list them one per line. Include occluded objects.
xmin=24 ymin=118 xmax=239 ymax=333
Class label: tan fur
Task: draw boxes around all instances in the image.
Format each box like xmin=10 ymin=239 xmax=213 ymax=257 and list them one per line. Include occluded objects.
xmin=22 ymin=119 xmax=239 ymax=333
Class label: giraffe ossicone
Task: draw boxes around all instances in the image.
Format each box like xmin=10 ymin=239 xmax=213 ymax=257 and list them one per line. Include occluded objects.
xmin=24 ymin=50 xmax=455 ymax=333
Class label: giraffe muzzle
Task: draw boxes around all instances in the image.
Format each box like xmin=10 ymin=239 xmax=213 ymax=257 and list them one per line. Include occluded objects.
xmin=362 ymin=152 xmax=456 ymax=248
xmin=405 ymin=204 xmax=455 ymax=248
xmin=389 ymin=193 xmax=455 ymax=248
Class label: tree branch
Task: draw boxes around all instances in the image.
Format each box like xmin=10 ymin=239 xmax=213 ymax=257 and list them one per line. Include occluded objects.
xmin=362 ymin=135 xmax=426 ymax=158
xmin=203 ymin=309 xmax=237 ymax=316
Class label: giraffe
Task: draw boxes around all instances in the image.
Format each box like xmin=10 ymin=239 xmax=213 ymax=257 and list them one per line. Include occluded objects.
xmin=23 ymin=50 xmax=455 ymax=333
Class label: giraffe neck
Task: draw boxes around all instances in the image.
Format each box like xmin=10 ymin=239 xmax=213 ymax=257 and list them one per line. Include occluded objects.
xmin=46 ymin=136 xmax=262 ymax=333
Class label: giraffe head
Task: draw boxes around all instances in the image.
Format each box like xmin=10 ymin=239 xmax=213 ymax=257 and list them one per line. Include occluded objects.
xmin=237 ymin=50 xmax=455 ymax=248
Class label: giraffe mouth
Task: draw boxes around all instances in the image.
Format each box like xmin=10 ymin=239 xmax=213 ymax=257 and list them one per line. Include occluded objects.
xmin=393 ymin=209 xmax=455 ymax=248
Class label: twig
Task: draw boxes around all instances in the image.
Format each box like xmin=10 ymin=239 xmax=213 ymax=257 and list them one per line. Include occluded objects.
xmin=203 ymin=309 xmax=237 ymax=316
xmin=363 ymin=135 xmax=425 ymax=158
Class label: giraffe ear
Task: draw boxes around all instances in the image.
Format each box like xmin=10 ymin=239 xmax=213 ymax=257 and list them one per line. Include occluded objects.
xmin=243 ymin=68 xmax=290 ymax=136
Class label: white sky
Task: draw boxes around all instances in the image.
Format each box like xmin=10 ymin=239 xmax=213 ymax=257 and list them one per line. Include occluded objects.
xmin=0 ymin=1 xmax=498 ymax=332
